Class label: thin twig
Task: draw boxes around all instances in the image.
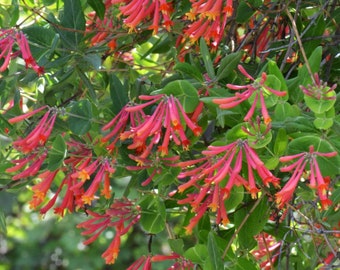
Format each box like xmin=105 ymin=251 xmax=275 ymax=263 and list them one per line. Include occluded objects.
xmin=285 ymin=6 xmax=315 ymax=84
xmin=222 ymin=194 xmax=264 ymax=259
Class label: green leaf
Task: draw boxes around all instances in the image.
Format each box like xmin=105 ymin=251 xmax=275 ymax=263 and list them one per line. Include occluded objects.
xmin=235 ymin=257 xmax=258 ymax=270
xmin=9 ymin=0 xmax=19 ymax=27
xmin=47 ymin=134 xmax=67 ymax=171
xmin=0 ymin=210 xmax=6 ymax=235
xmin=200 ymin=38 xmax=215 ymax=80
xmin=168 ymin=238 xmax=184 ymax=255
xmin=110 ymin=74 xmax=129 ymax=115
xmin=184 ymin=244 xmax=208 ymax=264
xmin=245 ymin=123 xmax=272 ymax=149
xmin=267 ymin=59 xmax=288 ymax=100
xmin=304 ymin=91 xmax=336 ymax=114
xmin=234 ymin=197 xmax=270 ymax=249
xmin=313 ymin=118 xmax=333 ymax=130
xmin=226 ymin=123 xmax=248 ymax=142
xmin=207 ymin=232 xmax=224 ymax=270
xmin=59 ymin=0 xmax=85 ymax=48
xmin=77 ymin=68 xmax=97 ymax=101
xmin=287 ymin=136 xmax=340 ymax=175
xmin=139 ymin=195 xmax=166 ymax=234
xmin=298 ymin=46 xmax=322 ymax=86
xmin=216 ymin=51 xmax=243 ymax=81
xmin=274 ymin=128 xmax=288 ymax=156
xmin=83 ymin=54 xmax=102 ymax=70
xmin=273 ymin=101 xmax=298 ymax=121
xmin=174 ymin=62 xmax=204 ymax=82
xmin=22 ymin=26 xmax=56 ymax=57
xmin=68 ymin=99 xmax=93 ymax=135
xmin=225 ymin=185 xmax=244 ymax=211
xmin=87 ymin=0 xmax=105 ymax=20
xmin=156 ymin=80 xmax=199 ymax=113
xmin=303 ymin=16 xmax=325 ymax=56
xmin=265 ymin=156 xmax=279 ymax=170
xmin=236 ymin=1 xmax=255 ymax=23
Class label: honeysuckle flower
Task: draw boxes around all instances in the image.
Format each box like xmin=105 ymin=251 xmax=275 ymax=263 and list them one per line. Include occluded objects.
xmin=110 ymin=0 xmax=173 ymax=33
xmin=176 ymin=139 xmax=279 ymax=234
xmin=122 ymin=94 xmax=202 ymax=158
xmin=101 ymin=103 xmax=146 ymax=153
xmin=0 ymin=29 xmax=44 ymax=75
xmin=9 ymin=106 xmax=57 ymax=153
xmin=276 ymin=145 xmax=337 ymax=208
xmin=71 ymin=158 xmax=116 ymax=205
xmin=77 ymin=198 xmax=141 ymax=264
xmin=0 ymin=29 xmax=15 ymax=72
xmin=213 ymin=65 xmax=287 ymax=125
xmin=300 ymin=73 xmax=337 ymax=100
xmin=6 ymin=151 xmax=48 ymax=180
xmin=127 ymin=255 xmax=152 ymax=270
xmin=152 ymin=253 xmax=195 ymax=269
xmin=30 ymin=141 xmax=93 ymax=216
xmin=184 ymin=0 xmax=233 ymax=48
xmin=28 ymin=170 xmax=60 ymax=210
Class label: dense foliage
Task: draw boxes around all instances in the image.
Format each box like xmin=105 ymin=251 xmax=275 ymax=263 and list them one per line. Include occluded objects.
xmin=0 ymin=0 xmax=339 ymax=269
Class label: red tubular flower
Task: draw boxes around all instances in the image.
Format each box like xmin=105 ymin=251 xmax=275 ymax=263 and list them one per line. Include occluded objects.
xmin=213 ymin=65 xmax=287 ymax=125
xmin=7 ymin=151 xmax=48 ymax=180
xmin=101 ymin=104 xmax=146 ymax=153
xmin=276 ymin=145 xmax=337 ymax=208
xmin=151 ymin=253 xmax=195 ymax=269
xmin=70 ymin=158 xmax=116 ymax=206
xmin=123 ymin=94 xmax=202 ymax=158
xmin=0 ymin=29 xmax=15 ymax=72
xmin=127 ymin=255 xmax=152 ymax=270
xmin=28 ymin=170 xmax=59 ymax=209
xmin=9 ymin=106 xmax=57 ymax=154
xmin=77 ymin=198 xmax=141 ymax=265
xmin=16 ymin=31 xmax=44 ymax=75
xmin=0 ymin=29 xmax=44 ymax=74
xmin=176 ymin=139 xmax=278 ymax=234
xmin=184 ymin=0 xmax=233 ymax=48
xmin=110 ymin=0 xmax=173 ymax=33
xmin=35 ymin=141 xmax=93 ymax=216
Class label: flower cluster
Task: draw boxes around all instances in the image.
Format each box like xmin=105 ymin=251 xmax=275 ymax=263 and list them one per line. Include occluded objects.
xmin=6 ymin=105 xmax=118 ymax=216
xmin=121 ymin=94 xmax=202 ymax=158
xmin=0 ymin=29 xmax=44 ymax=75
xmin=86 ymin=11 xmax=117 ymax=49
xmin=101 ymin=103 xmax=146 ymax=154
xmin=127 ymin=253 xmax=194 ymax=269
xmin=184 ymin=0 xmax=233 ymax=48
xmin=8 ymin=106 xmax=56 ymax=153
xmin=6 ymin=106 xmax=57 ymax=181
xmin=300 ymin=73 xmax=337 ymax=100
xmin=77 ymin=198 xmax=141 ymax=264
xmin=109 ymin=0 xmax=173 ymax=33
xmin=176 ymin=139 xmax=279 ymax=234
xmin=213 ymin=65 xmax=287 ymax=125
xmin=276 ymin=145 xmax=337 ymax=209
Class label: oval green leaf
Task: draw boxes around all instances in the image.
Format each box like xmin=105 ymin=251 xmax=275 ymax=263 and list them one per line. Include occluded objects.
xmin=139 ymin=195 xmax=166 ymax=234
